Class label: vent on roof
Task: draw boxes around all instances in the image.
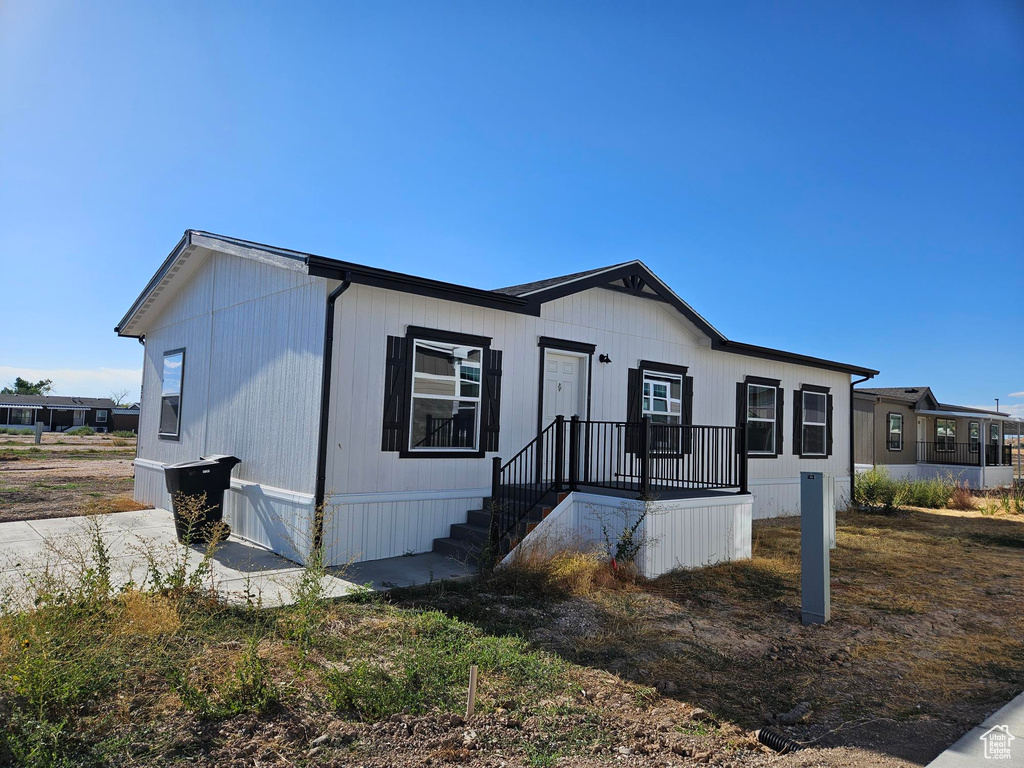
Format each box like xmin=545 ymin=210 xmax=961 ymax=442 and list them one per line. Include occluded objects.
xmin=904 ymin=389 xmax=919 ymax=393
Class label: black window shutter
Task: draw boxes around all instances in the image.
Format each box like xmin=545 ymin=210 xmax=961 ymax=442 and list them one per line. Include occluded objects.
xmin=792 ymin=389 xmax=803 ymax=457
xmin=735 ymin=382 xmax=746 ymax=455
xmin=682 ymin=375 xmax=694 ymax=453
xmin=826 ymin=392 xmax=834 ymax=456
xmin=775 ymin=386 xmax=785 ymax=456
xmin=482 ymin=348 xmax=503 ymax=452
xmin=381 ymin=335 xmax=411 ymax=452
xmin=626 ymin=367 xmax=641 ymax=453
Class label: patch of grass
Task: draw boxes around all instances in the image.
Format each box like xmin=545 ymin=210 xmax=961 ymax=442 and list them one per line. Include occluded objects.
xmin=110 ymin=431 xmax=136 ymax=439
xmin=65 ymin=427 xmax=96 ymax=437
xmin=29 ymin=482 xmax=83 ymax=491
xmin=322 ymin=609 xmax=564 ymax=721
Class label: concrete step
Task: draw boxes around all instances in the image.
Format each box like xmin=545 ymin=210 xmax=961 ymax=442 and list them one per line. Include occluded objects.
xmin=449 ymin=522 xmax=490 ymax=545
xmin=431 ymin=536 xmax=482 ymax=565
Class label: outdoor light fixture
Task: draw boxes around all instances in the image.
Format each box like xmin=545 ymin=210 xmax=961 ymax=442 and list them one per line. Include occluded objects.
xmin=599 ymin=354 xmax=612 ymax=363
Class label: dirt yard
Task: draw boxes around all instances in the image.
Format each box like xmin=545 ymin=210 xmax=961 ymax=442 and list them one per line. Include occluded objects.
xmin=0 ymin=432 xmax=144 ymax=522
xmin=394 ymin=507 xmax=1024 ymax=766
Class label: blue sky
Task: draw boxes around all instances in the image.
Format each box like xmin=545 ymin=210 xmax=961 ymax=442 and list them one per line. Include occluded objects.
xmin=1 ymin=1 xmax=1021 ymax=414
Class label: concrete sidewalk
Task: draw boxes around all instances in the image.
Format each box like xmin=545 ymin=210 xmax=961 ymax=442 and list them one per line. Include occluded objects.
xmin=928 ymin=691 xmax=1024 ymax=766
xmin=0 ymin=509 xmax=474 ymax=608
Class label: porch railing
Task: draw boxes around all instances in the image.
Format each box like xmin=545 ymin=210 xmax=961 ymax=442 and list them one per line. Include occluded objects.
xmin=489 ymin=415 xmax=747 ymax=552
xmin=916 ymin=441 xmax=1012 ymax=467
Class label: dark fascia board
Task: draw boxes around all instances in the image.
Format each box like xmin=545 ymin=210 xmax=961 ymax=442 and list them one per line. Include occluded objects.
xmin=115 ymin=231 xmax=191 ymax=336
xmin=713 ymin=339 xmax=879 ymax=377
xmin=306 ymin=254 xmax=536 ymax=315
xmin=538 ymin=336 xmax=596 ymax=354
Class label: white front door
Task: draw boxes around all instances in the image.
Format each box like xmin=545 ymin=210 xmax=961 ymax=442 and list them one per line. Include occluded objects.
xmin=917 ymin=416 xmax=926 ymax=460
xmin=543 ymin=352 xmax=586 ymax=424
xmin=73 ymin=410 xmax=86 ymax=427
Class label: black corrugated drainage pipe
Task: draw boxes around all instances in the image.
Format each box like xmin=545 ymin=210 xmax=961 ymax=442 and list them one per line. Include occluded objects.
xmin=756 ymin=728 xmax=802 ymax=754
xmin=849 ymin=372 xmax=876 ymax=506
xmin=312 ymin=276 xmax=351 ymax=554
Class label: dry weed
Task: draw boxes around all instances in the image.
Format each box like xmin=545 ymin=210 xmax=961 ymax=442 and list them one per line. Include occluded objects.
xmin=113 ymin=590 xmax=181 ymax=636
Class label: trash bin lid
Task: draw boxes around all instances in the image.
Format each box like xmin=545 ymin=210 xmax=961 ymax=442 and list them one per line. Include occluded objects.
xmin=165 ymin=459 xmax=219 ymax=470
xmin=201 ymin=454 xmax=240 ymax=463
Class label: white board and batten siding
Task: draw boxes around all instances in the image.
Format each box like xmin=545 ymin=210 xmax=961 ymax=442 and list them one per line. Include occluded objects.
xmin=322 ymin=282 xmax=853 ymax=566
xmin=133 ymin=250 xmax=329 ymax=561
xmin=501 ymin=492 xmax=754 ymax=578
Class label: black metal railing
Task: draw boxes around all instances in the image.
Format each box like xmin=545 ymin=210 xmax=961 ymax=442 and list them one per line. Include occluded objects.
xmin=413 ymin=414 xmax=473 ymax=448
xmin=916 ymin=441 xmax=1012 ymax=467
xmin=489 ymin=415 xmax=747 ymax=552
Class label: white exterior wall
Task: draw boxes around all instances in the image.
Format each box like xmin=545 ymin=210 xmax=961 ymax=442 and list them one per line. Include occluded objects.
xmin=503 ymin=491 xmax=753 ymax=578
xmin=133 ymin=251 xmax=327 ymax=559
xmin=322 ymin=282 xmax=852 ymax=565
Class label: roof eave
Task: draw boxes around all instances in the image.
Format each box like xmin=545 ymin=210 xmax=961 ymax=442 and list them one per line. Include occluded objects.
xmin=712 ymin=339 xmax=879 ymax=377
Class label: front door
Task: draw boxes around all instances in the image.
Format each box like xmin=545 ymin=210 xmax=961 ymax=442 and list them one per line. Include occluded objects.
xmin=73 ymin=410 xmax=86 ymax=427
xmin=543 ymin=352 xmax=585 ymax=423
xmin=917 ymin=416 xmax=926 ymax=461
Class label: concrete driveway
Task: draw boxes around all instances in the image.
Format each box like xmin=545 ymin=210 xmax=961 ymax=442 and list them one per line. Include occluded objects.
xmin=0 ymin=508 xmax=473 ymax=608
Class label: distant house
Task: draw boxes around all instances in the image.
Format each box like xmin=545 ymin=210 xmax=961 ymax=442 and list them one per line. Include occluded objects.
xmin=110 ymin=404 xmax=141 ymax=434
xmin=854 ymin=386 xmax=1020 ymax=489
xmin=0 ymin=395 xmax=120 ymax=432
xmin=115 ymin=229 xmax=877 ymax=570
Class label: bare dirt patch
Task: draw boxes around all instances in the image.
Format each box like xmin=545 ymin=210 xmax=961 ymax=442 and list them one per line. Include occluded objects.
xmin=0 ymin=453 xmax=143 ymax=522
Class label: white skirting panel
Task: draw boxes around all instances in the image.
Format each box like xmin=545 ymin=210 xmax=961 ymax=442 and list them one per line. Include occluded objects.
xmin=132 ymin=459 xmax=315 ymax=564
xmin=321 ymin=493 xmax=485 ymax=566
xmin=746 ymin=476 xmax=851 ymax=519
xmin=505 ymin=491 xmax=753 ymax=578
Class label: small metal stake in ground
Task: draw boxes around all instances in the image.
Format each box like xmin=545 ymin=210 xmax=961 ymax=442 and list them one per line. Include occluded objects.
xmin=466 ymin=664 xmax=478 ymax=718
xmin=800 ymin=472 xmax=832 ymax=625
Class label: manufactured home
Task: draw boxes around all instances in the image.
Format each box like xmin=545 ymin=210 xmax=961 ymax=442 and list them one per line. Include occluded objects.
xmin=0 ymin=395 xmax=120 ymax=432
xmin=854 ymin=387 xmax=1021 ymax=489
xmin=116 ymin=231 xmax=876 ymax=571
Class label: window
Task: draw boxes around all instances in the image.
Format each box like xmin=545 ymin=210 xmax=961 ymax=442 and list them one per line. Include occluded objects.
xmin=887 ymin=413 xmax=904 ymax=451
xmin=990 ymin=423 xmax=1000 ymax=444
xmin=799 ymin=391 xmax=828 ymax=456
xmin=747 ymin=383 xmax=778 ymax=455
xmin=96 ymin=410 xmax=107 ymax=423
xmin=935 ymin=418 xmax=956 ymax=451
xmin=408 ymin=339 xmax=482 ymax=452
xmin=643 ymin=371 xmax=682 ymax=452
xmin=159 ymin=349 xmax=185 ymax=439
xmin=9 ymin=408 xmax=33 ymax=426
xmin=969 ymin=421 xmax=980 ymax=453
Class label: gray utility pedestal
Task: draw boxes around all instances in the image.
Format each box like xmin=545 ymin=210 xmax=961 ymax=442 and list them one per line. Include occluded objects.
xmin=800 ymin=471 xmax=834 ymax=625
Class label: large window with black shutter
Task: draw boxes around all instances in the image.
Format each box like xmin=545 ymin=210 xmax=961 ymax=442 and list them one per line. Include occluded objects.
xmin=627 ymin=361 xmax=693 ymax=454
xmin=380 ymin=327 xmax=501 ymax=458
xmin=792 ymin=384 xmax=833 ymax=458
xmin=735 ymin=376 xmax=784 ymax=458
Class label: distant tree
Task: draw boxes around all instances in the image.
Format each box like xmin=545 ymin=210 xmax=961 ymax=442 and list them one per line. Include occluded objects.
xmin=109 ymin=389 xmax=132 ymax=407
xmin=1 ymin=377 xmax=53 ymax=395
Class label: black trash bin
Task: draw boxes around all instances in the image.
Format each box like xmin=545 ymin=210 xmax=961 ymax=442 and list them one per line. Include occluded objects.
xmin=163 ymin=455 xmax=241 ymax=543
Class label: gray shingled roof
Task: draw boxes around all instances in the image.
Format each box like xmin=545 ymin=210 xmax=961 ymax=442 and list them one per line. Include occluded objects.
xmin=0 ymin=394 xmax=117 ymax=408
xmin=855 ymin=387 xmax=933 ymax=404
xmin=494 ymin=262 xmax=635 ymax=296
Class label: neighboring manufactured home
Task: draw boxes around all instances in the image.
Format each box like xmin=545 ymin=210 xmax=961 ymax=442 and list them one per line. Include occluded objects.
xmin=0 ymin=395 xmax=120 ymax=432
xmin=854 ymin=386 xmax=1021 ymax=489
xmin=116 ymin=230 xmax=877 ymax=570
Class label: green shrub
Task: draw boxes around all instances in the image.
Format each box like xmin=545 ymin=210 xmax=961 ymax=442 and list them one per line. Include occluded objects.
xmin=854 ymin=467 xmax=955 ymax=511
xmin=65 ymin=426 xmax=95 ymax=436
xmin=111 ymin=430 xmax=136 ymax=438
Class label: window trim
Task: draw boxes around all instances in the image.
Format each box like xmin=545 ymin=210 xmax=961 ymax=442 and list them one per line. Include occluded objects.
xmin=990 ymin=423 xmax=1001 ymax=444
xmin=969 ymin=421 xmax=980 ymax=453
xmin=886 ymin=412 xmax=903 ymax=452
xmin=745 ymin=375 xmax=782 ymax=458
xmin=96 ymin=410 xmax=108 ymax=423
xmin=158 ymin=348 xmax=186 ymax=441
xmin=398 ymin=327 xmax=493 ymax=459
xmin=935 ymin=418 xmax=956 ymax=452
xmin=640 ymin=363 xmax=687 ymax=456
xmin=407 ymin=337 xmax=483 ymax=455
